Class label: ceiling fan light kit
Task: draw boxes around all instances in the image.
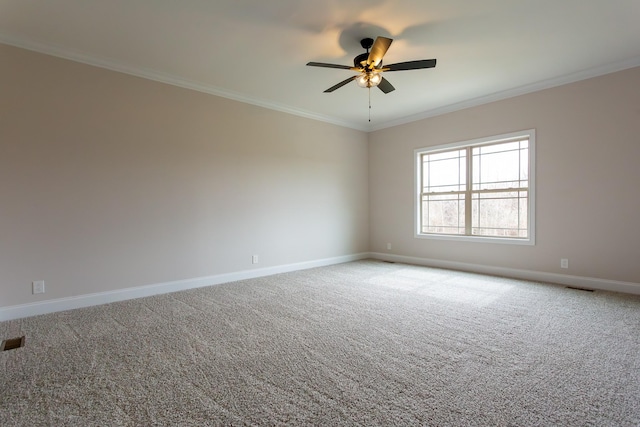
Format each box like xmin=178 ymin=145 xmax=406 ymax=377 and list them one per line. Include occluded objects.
xmin=355 ymin=72 xmax=382 ymax=88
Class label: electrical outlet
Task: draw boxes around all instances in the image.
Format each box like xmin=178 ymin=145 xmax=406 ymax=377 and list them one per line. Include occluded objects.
xmin=32 ymin=280 xmax=45 ymax=294
xmin=560 ymin=259 xmax=569 ymax=269
xmin=252 ymin=255 xmax=259 ymax=264
xmin=386 ymin=243 xmax=392 ymax=250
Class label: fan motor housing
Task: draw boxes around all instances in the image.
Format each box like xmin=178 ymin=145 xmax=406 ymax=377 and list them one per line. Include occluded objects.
xmin=353 ymin=53 xmax=369 ymax=67
xmin=354 ymin=53 xmax=382 ymax=68
xmin=355 ymin=38 xmax=381 ymax=68
xmin=353 ymin=38 xmax=373 ymax=67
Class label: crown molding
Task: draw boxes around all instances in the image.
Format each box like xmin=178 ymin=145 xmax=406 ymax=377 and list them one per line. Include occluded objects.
xmin=0 ymin=33 xmax=368 ymax=132
xmin=2 ymin=33 xmax=638 ymax=134
xmin=370 ymin=55 xmax=640 ymax=131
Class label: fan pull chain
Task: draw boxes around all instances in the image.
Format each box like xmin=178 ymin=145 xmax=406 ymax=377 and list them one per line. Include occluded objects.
xmin=368 ymin=87 xmax=371 ymax=122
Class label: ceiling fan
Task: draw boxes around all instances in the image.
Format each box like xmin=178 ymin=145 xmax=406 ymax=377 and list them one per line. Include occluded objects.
xmin=307 ymin=36 xmax=437 ymax=94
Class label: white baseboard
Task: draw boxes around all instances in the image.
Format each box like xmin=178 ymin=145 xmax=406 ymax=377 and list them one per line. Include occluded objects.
xmin=3 ymin=252 xmax=637 ymax=322
xmin=369 ymin=252 xmax=640 ymax=295
xmin=0 ymin=253 xmax=369 ymax=322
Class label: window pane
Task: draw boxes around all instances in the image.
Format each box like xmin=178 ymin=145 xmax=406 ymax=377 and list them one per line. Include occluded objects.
xmin=475 ymin=141 xmax=520 ymax=155
xmin=426 ymin=150 xmax=462 ymax=162
xmin=422 ymin=194 xmax=465 ymax=234
xmin=472 ymin=191 xmax=528 ymax=238
xmin=473 ymin=150 xmax=520 ymax=190
xmin=422 ymin=150 xmax=466 ymax=193
xmin=472 ymin=141 xmax=529 ymax=191
xmin=519 ymin=195 xmax=528 ymax=233
xmin=520 ymin=149 xmax=529 ymax=181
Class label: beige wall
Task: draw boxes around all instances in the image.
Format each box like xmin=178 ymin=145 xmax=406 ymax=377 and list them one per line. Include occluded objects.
xmin=0 ymin=44 xmax=369 ymax=307
xmin=370 ymin=66 xmax=640 ymax=284
xmin=2 ymin=43 xmax=639 ymax=311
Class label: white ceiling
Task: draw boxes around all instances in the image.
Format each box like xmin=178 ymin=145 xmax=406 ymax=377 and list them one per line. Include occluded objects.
xmin=1 ymin=0 xmax=639 ymax=131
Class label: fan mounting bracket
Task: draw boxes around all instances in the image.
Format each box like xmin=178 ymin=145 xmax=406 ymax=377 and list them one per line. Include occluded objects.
xmin=360 ymin=38 xmax=374 ymax=51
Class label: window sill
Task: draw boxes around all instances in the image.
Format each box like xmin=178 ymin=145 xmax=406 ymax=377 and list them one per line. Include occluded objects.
xmin=415 ymin=233 xmax=535 ymax=246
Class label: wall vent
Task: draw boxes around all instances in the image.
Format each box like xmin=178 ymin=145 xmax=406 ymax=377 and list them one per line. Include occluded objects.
xmin=1 ymin=336 xmax=25 ymax=351
xmin=566 ymin=286 xmax=594 ymax=292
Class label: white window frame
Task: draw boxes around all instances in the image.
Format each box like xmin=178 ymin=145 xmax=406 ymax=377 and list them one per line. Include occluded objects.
xmin=414 ymin=129 xmax=536 ymax=245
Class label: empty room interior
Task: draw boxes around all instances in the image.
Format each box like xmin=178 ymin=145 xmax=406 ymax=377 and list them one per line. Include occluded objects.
xmin=1 ymin=1 xmax=639 ymax=425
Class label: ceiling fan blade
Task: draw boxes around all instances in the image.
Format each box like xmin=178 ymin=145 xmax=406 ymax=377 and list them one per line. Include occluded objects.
xmin=367 ymin=36 xmax=393 ymax=68
xmin=377 ymin=77 xmax=395 ymax=94
xmin=324 ymin=76 xmax=356 ymax=93
xmin=385 ymin=59 xmax=437 ymax=71
xmin=307 ymin=62 xmax=353 ymax=70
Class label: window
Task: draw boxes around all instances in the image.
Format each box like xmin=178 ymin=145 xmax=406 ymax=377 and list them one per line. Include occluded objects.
xmin=415 ymin=130 xmax=535 ymax=244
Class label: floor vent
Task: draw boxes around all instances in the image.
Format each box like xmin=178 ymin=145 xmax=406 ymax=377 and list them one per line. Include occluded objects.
xmin=566 ymin=286 xmax=594 ymax=292
xmin=1 ymin=336 xmax=25 ymax=351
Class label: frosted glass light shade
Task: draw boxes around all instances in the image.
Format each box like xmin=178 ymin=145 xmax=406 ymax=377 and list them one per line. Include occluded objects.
xmin=356 ymin=72 xmax=382 ymax=88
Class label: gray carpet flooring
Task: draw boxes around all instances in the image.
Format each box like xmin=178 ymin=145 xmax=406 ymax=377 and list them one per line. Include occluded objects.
xmin=1 ymin=260 xmax=639 ymax=426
